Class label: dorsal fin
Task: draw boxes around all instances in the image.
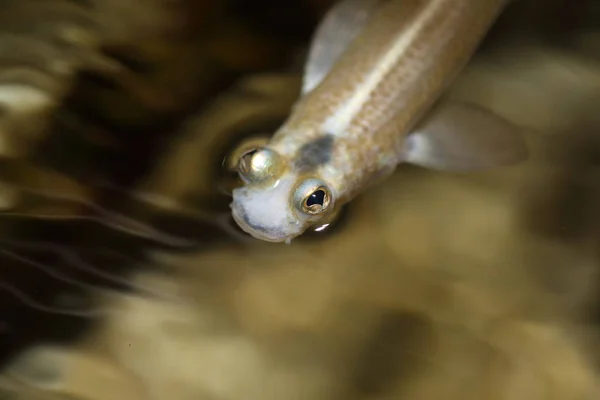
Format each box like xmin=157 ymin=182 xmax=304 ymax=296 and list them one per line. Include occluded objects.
xmin=302 ymin=0 xmax=384 ymax=95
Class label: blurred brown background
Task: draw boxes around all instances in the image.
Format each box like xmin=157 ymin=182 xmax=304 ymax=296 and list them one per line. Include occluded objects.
xmin=0 ymin=0 xmax=600 ymax=399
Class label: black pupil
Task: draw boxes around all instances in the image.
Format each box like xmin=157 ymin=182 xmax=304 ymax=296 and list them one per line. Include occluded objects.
xmin=306 ymin=190 xmax=325 ymax=207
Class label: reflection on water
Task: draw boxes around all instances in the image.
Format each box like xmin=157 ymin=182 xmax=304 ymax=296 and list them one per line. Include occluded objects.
xmin=1 ymin=0 xmax=600 ymax=399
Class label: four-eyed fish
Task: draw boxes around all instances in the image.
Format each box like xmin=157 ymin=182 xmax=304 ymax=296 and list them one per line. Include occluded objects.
xmin=230 ymin=0 xmax=527 ymax=244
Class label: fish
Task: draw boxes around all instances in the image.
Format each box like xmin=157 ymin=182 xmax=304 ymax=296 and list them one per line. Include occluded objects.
xmin=230 ymin=0 xmax=527 ymax=244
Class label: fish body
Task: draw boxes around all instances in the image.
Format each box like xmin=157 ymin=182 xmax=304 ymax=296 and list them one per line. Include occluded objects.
xmin=231 ymin=0 xmax=527 ymax=243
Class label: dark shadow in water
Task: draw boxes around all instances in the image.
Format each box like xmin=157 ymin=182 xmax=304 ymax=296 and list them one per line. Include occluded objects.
xmin=348 ymin=311 xmax=433 ymax=398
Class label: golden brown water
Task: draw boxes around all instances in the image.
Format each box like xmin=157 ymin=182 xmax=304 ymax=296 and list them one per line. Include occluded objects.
xmin=1 ymin=0 xmax=600 ymax=399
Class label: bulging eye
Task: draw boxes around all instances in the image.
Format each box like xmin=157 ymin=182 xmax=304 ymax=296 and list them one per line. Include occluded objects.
xmin=225 ymin=136 xmax=269 ymax=173
xmin=294 ymin=179 xmax=332 ymax=216
xmin=225 ymin=136 xmax=284 ymax=184
xmin=237 ymin=147 xmax=283 ymax=184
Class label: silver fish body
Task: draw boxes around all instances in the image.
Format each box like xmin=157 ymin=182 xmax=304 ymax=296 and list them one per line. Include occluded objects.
xmin=231 ymin=0 xmax=527 ymax=243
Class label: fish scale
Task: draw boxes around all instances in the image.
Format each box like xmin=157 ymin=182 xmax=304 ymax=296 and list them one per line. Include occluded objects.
xmin=276 ymin=0 xmax=507 ymax=201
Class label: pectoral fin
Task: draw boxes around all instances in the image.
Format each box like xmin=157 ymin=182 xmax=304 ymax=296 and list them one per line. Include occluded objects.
xmin=302 ymin=0 xmax=383 ymax=95
xmin=404 ymin=101 xmax=528 ymax=171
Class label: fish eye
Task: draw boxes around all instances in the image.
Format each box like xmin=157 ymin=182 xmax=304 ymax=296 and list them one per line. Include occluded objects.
xmin=225 ymin=136 xmax=269 ymax=172
xmin=237 ymin=147 xmax=284 ymax=184
xmin=226 ymin=135 xmax=284 ymax=185
xmin=294 ymin=179 xmax=332 ymax=217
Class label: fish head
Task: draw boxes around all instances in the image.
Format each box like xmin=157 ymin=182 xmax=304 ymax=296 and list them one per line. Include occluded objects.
xmin=230 ymin=146 xmax=335 ymax=243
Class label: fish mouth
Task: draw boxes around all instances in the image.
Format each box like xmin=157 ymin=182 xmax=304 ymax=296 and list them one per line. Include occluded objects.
xmin=230 ymin=201 xmax=290 ymax=243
